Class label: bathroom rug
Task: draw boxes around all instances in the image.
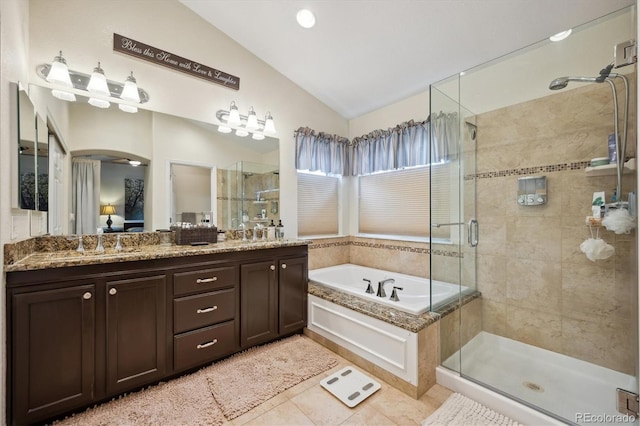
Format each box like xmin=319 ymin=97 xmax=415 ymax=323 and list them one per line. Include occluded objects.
xmin=422 ymin=392 xmax=521 ymax=426
xmin=206 ymin=334 xmax=338 ymax=419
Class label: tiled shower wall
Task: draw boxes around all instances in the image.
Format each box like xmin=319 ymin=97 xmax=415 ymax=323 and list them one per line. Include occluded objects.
xmin=474 ymin=74 xmax=638 ymax=375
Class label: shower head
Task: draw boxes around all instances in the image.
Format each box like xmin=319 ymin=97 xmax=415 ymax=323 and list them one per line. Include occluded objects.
xmin=548 ymin=76 xmax=600 ymax=90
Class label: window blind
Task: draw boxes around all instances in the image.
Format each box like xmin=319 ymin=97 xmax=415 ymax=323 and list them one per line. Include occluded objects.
xmin=297 ymin=172 xmax=340 ymax=236
xmin=358 ymin=164 xmax=450 ymax=238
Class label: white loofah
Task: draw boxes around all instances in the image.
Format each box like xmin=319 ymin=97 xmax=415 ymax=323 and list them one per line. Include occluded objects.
xmin=602 ymin=208 xmax=636 ymax=234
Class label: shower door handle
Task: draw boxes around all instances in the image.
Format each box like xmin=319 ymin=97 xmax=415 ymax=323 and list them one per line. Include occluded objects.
xmin=467 ymin=219 xmax=479 ymax=247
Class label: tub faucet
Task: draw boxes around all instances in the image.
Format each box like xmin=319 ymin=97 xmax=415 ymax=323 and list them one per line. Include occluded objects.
xmin=390 ymin=286 xmax=404 ymax=302
xmin=363 ymin=278 xmax=374 ymax=294
xmin=376 ymin=278 xmax=395 ymax=298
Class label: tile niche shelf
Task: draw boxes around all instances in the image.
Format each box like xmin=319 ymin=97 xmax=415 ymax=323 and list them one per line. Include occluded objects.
xmin=584 ymin=158 xmax=636 ymax=176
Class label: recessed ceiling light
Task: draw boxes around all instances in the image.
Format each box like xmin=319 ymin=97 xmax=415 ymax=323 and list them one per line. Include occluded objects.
xmin=296 ymin=9 xmax=316 ymax=29
xmin=549 ymin=29 xmax=572 ymax=42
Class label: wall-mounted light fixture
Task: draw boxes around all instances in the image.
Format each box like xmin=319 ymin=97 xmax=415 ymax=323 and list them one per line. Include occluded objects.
xmin=36 ymin=51 xmax=149 ymax=113
xmin=216 ymin=101 xmax=277 ymax=139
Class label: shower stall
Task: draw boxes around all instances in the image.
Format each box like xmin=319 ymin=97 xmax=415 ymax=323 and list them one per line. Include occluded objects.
xmin=431 ymin=6 xmax=638 ymax=425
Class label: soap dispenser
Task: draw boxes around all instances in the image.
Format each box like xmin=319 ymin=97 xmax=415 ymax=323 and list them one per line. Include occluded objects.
xmin=268 ymin=220 xmax=276 ymax=240
xmin=276 ymin=220 xmax=284 ymax=240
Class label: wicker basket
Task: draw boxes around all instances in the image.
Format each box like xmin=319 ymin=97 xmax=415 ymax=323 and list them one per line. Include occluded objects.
xmin=174 ymin=227 xmax=218 ymax=245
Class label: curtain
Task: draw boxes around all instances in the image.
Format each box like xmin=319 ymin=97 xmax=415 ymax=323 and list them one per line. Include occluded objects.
xmin=295 ymin=127 xmax=350 ymax=176
xmin=430 ymin=111 xmax=459 ymax=163
xmin=72 ymin=158 xmax=101 ymax=234
xmin=296 ymin=112 xmax=458 ymax=177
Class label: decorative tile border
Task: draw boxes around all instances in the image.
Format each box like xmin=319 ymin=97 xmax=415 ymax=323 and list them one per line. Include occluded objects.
xmin=308 ymin=238 xmax=462 ymax=258
xmin=465 ymin=161 xmax=591 ymax=180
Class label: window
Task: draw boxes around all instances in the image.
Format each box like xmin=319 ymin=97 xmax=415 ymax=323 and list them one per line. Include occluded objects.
xmin=358 ymin=163 xmax=451 ymax=239
xmin=297 ymin=171 xmax=340 ymax=236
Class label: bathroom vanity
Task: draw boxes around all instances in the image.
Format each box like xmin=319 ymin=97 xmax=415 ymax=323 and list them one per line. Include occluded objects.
xmin=5 ymin=240 xmax=308 ymax=425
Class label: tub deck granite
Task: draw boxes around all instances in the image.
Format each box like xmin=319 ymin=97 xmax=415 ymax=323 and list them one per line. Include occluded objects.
xmin=308 ymin=281 xmax=439 ymax=333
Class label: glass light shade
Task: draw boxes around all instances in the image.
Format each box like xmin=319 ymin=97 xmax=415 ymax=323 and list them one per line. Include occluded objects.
xmin=88 ymin=97 xmax=110 ymax=108
xmin=51 ymin=89 xmax=76 ymax=102
xmin=228 ymin=102 xmax=242 ymax=127
xmin=252 ymin=132 xmax=265 ymax=140
xmin=87 ymin=63 xmax=110 ymax=96
xmin=119 ymin=104 xmax=138 ymax=113
xmin=235 ymin=129 xmax=249 ymax=137
xmin=46 ymin=52 xmax=73 ymax=87
xmin=100 ymin=204 xmax=116 ymax=215
xmin=218 ymin=125 xmax=232 ymax=133
xmin=263 ymin=112 xmax=276 ymax=135
xmin=129 ymin=160 xmax=141 ymax=167
xmin=120 ymin=72 xmax=141 ymax=103
xmin=246 ymin=107 xmax=259 ymax=131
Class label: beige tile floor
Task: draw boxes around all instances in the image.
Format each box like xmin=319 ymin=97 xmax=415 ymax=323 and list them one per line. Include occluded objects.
xmin=228 ymin=351 xmax=454 ymax=426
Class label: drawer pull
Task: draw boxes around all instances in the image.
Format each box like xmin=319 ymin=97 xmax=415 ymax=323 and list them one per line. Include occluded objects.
xmin=109 ymin=288 xmax=117 ymax=295
xmin=197 ymin=339 xmax=218 ymax=349
xmin=270 ymin=265 xmax=276 ymax=271
xmin=83 ymin=292 xmax=92 ymax=300
xmin=282 ymin=263 xmax=287 ymax=269
xmin=196 ymin=277 xmax=218 ymax=284
xmin=196 ymin=306 xmax=218 ymax=314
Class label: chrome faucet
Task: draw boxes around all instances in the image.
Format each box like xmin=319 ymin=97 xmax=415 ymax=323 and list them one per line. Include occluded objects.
xmin=68 ymin=235 xmax=84 ymax=252
xmin=390 ymin=286 xmax=404 ymax=302
xmin=363 ymin=278 xmax=374 ymax=294
xmin=376 ymin=278 xmax=395 ymax=298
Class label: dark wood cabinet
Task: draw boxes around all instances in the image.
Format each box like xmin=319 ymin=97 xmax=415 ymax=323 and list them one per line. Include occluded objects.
xmin=7 ymin=245 xmax=308 ymax=425
xmin=278 ymin=256 xmax=308 ymax=335
xmin=105 ymin=275 xmax=167 ymax=395
xmin=240 ymin=253 xmax=309 ymax=348
xmin=11 ymin=284 xmax=96 ymax=425
xmin=240 ymin=260 xmax=279 ymax=347
xmin=171 ymin=264 xmax=239 ymax=372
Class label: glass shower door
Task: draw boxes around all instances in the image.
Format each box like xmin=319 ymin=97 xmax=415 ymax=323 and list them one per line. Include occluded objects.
xmin=430 ymin=74 xmax=479 ymax=374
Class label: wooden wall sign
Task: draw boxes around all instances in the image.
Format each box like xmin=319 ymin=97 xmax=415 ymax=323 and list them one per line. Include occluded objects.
xmin=113 ymin=33 xmax=240 ymax=91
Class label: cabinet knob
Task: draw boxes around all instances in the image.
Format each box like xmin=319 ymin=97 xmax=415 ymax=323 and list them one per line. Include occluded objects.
xmin=196 ymin=277 xmax=217 ymax=284
xmin=109 ymin=288 xmax=117 ymax=295
xmin=281 ymin=263 xmax=287 ymax=269
xmin=270 ymin=265 xmax=276 ymax=271
xmin=83 ymin=292 xmax=92 ymax=300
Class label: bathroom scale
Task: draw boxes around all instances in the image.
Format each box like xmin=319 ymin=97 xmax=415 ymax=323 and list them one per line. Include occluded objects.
xmin=320 ymin=366 xmax=381 ymax=407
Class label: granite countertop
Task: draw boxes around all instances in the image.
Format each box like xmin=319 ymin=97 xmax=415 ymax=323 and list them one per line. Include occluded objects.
xmin=5 ymin=239 xmax=310 ymax=273
xmin=308 ymin=281 xmax=440 ymax=333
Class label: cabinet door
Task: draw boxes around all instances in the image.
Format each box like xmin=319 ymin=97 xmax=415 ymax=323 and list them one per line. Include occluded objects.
xmin=12 ymin=284 xmax=95 ymax=425
xmin=106 ymin=274 xmax=166 ymax=396
xmin=278 ymin=256 xmax=308 ymax=335
xmin=240 ymin=260 xmax=278 ymax=347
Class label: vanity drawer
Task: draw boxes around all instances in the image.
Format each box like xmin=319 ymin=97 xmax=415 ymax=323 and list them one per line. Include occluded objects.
xmin=174 ymin=321 xmax=236 ymax=371
xmin=173 ymin=265 xmax=237 ymax=296
xmin=174 ymin=288 xmax=235 ymax=334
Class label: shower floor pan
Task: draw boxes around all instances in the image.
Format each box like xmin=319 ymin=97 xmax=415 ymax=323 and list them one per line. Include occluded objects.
xmin=442 ymin=332 xmax=638 ymax=426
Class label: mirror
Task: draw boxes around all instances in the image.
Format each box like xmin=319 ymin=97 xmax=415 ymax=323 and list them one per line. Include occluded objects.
xmin=219 ymin=161 xmax=279 ymax=231
xmin=17 ymin=85 xmax=37 ymax=210
xmin=16 ymin=84 xmax=49 ymax=213
xmin=26 ymin=83 xmax=279 ymax=234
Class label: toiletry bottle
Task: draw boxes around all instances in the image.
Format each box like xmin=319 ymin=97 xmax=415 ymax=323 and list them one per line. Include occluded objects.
xmin=276 ymin=220 xmax=284 ymax=240
xmin=268 ymin=220 xmax=276 ymax=240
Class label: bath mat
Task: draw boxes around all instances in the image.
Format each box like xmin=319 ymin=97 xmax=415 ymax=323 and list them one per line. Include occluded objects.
xmin=422 ymin=392 xmax=521 ymax=426
xmin=320 ymin=366 xmax=381 ymax=407
xmin=206 ymin=334 xmax=338 ymax=419
xmin=54 ymin=367 xmax=226 ymax=426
